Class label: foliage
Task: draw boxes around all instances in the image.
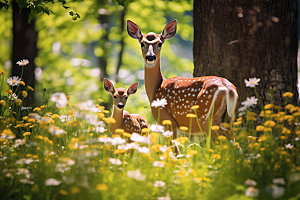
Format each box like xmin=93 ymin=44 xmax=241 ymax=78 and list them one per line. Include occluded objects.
xmin=0 ymin=63 xmax=300 ymax=200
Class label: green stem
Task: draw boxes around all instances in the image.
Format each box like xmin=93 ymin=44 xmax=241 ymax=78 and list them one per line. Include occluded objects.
xmin=254 ymin=87 xmax=264 ymax=111
xmin=194 ymin=110 xmax=203 ymax=133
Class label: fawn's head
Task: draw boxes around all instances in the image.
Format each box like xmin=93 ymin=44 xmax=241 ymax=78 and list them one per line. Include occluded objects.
xmin=127 ymin=19 xmax=177 ymax=68
xmin=104 ymin=78 xmax=138 ymax=110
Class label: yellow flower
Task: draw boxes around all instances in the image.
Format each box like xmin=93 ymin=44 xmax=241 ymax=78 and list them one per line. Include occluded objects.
xmin=283 ymin=92 xmax=293 ymax=98
xmin=211 ymin=125 xmax=220 ymax=131
xmin=16 ymin=99 xmax=22 ymax=106
xmin=282 ymin=127 xmax=291 ymax=135
xmin=122 ymin=132 xmax=131 ymax=138
xmin=27 ymin=85 xmax=34 ymax=91
xmin=190 ymin=105 xmax=199 ymax=110
xmin=218 ymin=135 xmax=226 ymax=141
xmin=264 ymin=120 xmax=276 ymax=128
xmin=264 ymin=104 xmax=273 ymax=110
xmin=233 ymin=121 xmax=242 ymax=126
xmin=51 ymin=114 xmax=60 ymax=119
xmin=258 ymin=135 xmax=268 ymax=142
xmin=115 ymin=129 xmax=124 ymax=134
xmin=33 ymin=107 xmax=41 ymax=113
xmin=247 ymin=136 xmax=257 ymax=143
xmin=59 ymin=190 xmax=68 ymax=195
xmin=22 ymin=91 xmax=28 ymax=98
xmin=141 ymin=128 xmax=151 ymax=133
xmin=162 ymin=120 xmax=172 ymax=125
xmin=0 ymin=70 xmax=7 ymax=75
xmin=174 ymin=137 xmax=189 ymax=145
xmin=186 ymin=113 xmax=197 ymax=118
xmin=179 ymin=126 xmax=188 ymax=131
xmin=23 ymin=132 xmax=31 ymax=137
xmin=98 ymin=113 xmax=105 ymax=118
xmin=221 ymin=123 xmax=230 ymax=129
xmin=0 ymin=100 xmax=6 ymax=106
xmin=19 ymin=81 xmax=25 ymax=86
xmin=256 ymin=125 xmax=264 ymax=132
xmin=103 ymin=117 xmax=116 ymax=124
xmin=264 ymin=127 xmax=272 ymax=132
xmin=70 ymin=186 xmax=80 ymax=194
xmin=114 ymin=149 xmax=126 ymax=154
xmin=97 ymin=99 xmax=104 ymax=103
xmin=212 ymin=153 xmax=221 ymax=160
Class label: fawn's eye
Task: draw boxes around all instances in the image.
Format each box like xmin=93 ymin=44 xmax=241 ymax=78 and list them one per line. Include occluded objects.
xmin=125 ymin=97 xmax=128 ymax=100
xmin=113 ymin=96 xmax=117 ymax=99
xmin=141 ymin=43 xmax=144 ymax=48
xmin=158 ymin=43 xmax=162 ymax=47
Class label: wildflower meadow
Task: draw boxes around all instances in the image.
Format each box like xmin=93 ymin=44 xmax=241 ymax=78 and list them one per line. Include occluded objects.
xmin=0 ymin=60 xmax=300 ymax=200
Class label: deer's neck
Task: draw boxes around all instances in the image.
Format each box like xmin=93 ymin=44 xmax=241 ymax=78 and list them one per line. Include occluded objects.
xmin=144 ymin=58 xmax=163 ymax=103
xmin=109 ymin=106 xmax=123 ymax=133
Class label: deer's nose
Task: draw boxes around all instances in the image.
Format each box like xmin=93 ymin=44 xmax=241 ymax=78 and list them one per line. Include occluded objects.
xmin=117 ymin=103 xmax=124 ymax=109
xmin=146 ymin=55 xmax=156 ymax=61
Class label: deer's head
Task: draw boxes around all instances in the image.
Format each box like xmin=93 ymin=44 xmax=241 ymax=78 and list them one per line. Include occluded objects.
xmin=104 ymin=78 xmax=138 ymax=110
xmin=127 ymin=19 xmax=177 ymax=68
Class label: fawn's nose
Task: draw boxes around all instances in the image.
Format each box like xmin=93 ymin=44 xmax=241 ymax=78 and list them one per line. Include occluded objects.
xmin=146 ymin=45 xmax=156 ymax=62
xmin=117 ymin=103 xmax=124 ymax=109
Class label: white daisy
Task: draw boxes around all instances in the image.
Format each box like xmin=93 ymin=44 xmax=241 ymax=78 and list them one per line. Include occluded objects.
xmin=49 ymin=126 xmax=65 ymax=136
xmin=8 ymin=93 xmax=18 ymax=101
xmin=163 ymin=130 xmax=173 ymax=137
xmin=127 ymin=169 xmax=146 ymax=181
xmin=244 ymin=78 xmax=260 ymax=88
xmin=50 ymin=92 xmax=68 ymax=108
xmin=45 ymin=178 xmax=61 ymax=186
xmin=109 ymin=158 xmax=122 ymax=166
xmin=150 ymin=124 xmax=164 ymax=132
xmin=284 ymin=143 xmax=293 ymax=149
xmin=245 ymin=186 xmax=259 ymax=197
xmin=151 ymin=98 xmax=167 ymax=108
xmin=154 ymin=180 xmax=166 ymax=188
xmin=6 ymin=76 xmax=21 ymax=86
xmin=241 ymin=96 xmax=258 ymax=107
xmin=16 ymin=59 xmax=29 ymax=66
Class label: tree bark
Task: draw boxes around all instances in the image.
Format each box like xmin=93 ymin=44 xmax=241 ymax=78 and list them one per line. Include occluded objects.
xmin=12 ymin=1 xmax=37 ymax=106
xmin=193 ymin=0 xmax=298 ymax=107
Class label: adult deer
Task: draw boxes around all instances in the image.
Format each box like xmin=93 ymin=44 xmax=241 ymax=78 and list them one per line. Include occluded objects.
xmin=127 ymin=19 xmax=238 ymax=139
xmin=104 ymin=78 xmax=148 ymax=134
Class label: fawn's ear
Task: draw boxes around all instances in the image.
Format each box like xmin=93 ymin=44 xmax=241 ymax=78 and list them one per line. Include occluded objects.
xmin=161 ymin=19 xmax=177 ymax=40
xmin=127 ymin=82 xmax=138 ymax=95
xmin=127 ymin=20 xmax=143 ymax=40
xmin=103 ymin=78 xmax=115 ymax=93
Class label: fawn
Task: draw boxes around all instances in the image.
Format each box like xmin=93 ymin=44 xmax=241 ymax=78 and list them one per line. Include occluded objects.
xmin=127 ymin=19 xmax=238 ymax=139
xmin=104 ymin=78 xmax=148 ymax=134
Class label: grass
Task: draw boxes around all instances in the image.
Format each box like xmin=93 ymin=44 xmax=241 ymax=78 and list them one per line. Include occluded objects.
xmin=0 ymin=70 xmax=300 ymax=200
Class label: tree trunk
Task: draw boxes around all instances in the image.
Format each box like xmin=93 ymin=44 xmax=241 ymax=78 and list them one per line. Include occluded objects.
xmin=98 ymin=11 xmax=110 ymax=80
xmin=12 ymin=1 xmax=37 ymax=106
xmin=115 ymin=6 xmax=127 ymax=82
xmin=193 ymin=0 xmax=298 ymax=107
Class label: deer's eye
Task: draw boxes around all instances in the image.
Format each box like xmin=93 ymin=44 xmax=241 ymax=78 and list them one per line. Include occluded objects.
xmin=114 ymin=96 xmax=117 ymax=99
xmin=141 ymin=43 xmax=144 ymax=48
xmin=158 ymin=43 xmax=162 ymax=47
xmin=125 ymin=97 xmax=128 ymax=100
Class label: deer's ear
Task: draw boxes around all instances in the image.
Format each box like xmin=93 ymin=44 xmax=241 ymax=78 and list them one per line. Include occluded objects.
xmin=103 ymin=78 xmax=115 ymax=93
xmin=127 ymin=82 xmax=138 ymax=95
xmin=161 ymin=19 xmax=177 ymax=40
xmin=127 ymin=20 xmax=143 ymax=40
